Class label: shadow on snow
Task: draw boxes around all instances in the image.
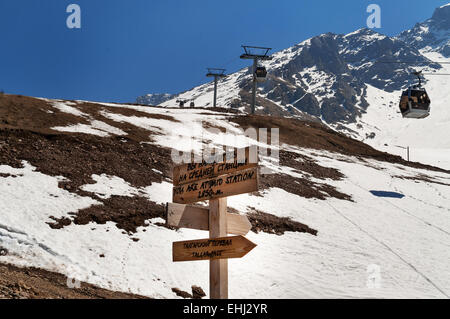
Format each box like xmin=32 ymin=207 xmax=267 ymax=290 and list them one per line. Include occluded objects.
xmin=369 ymin=190 xmax=405 ymax=199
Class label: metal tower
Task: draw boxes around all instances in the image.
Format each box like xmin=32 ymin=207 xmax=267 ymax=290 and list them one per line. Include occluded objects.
xmin=206 ymin=68 xmax=227 ymax=107
xmin=240 ymin=46 xmax=272 ymax=114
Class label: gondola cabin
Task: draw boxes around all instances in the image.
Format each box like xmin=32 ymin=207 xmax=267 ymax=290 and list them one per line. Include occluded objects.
xmin=399 ymin=88 xmax=431 ymax=119
xmin=254 ymin=67 xmax=267 ymax=82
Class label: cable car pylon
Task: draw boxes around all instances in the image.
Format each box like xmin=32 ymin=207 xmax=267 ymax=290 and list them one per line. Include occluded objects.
xmin=240 ymin=46 xmax=273 ymax=114
xmin=206 ymin=68 xmax=226 ymax=108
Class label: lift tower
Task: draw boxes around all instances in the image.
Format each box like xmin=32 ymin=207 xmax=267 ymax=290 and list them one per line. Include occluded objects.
xmin=206 ymin=68 xmax=227 ymax=107
xmin=240 ymin=46 xmax=273 ymax=114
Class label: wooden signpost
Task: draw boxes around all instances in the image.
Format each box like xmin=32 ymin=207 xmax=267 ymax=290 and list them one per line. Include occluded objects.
xmin=167 ymin=147 xmax=258 ymax=299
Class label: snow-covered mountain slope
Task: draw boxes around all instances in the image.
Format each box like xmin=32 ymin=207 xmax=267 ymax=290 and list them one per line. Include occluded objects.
xmin=159 ymin=29 xmax=438 ymax=122
xmin=345 ymin=51 xmax=450 ymax=169
xmin=136 ymin=93 xmax=177 ymax=106
xmin=1 ymin=94 xmax=450 ymax=298
xmin=153 ymin=3 xmax=450 ymax=117
xmin=161 ymin=70 xmax=248 ymax=113
xmin=142 ymin=3 xmax=450 ymax=169
xmin=398 ymin=4 xmax=450 ymax=57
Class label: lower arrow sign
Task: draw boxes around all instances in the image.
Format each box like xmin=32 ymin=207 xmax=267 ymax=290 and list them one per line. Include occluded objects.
xmin=173 ymin=235 xmax=257 ymax=262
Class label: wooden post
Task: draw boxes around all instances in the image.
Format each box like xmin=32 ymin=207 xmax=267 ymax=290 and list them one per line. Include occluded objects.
xmin=209 ymin=198 xmax=228 ymax=299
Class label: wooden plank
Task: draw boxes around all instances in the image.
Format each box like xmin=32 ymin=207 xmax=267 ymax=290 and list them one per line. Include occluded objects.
xmin=167 ymin=203 xmax=209 ymax=231
xmin=166 ymin=203 xmax=252 ymax=235
xmin=172 ymin=235 xmax=257 ymax=262
xmin=173 ymin=167 xmax=258 ymax=204
xmin=209 ymin=198 xmax=227 ymax=299
xmin=227 ymin=213 xmax=252 ymax=236
xmin=173 ymin=147 xmax=257 ymax=186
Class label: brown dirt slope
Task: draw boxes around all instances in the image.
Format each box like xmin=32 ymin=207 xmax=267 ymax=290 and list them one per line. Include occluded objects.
xmin=0 ymin=262 xmax=147 ymax=299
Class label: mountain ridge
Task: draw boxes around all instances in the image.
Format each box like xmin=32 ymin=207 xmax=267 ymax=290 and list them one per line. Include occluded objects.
xmin=144 ymin=3 xmax=450 ymax=167
xmin=136 ymin=3 xmax=449 ymax=136
xmin=398 ymin=3 xmax=450 ymax=56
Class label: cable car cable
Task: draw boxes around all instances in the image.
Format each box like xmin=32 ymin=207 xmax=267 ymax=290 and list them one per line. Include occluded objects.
xmin=376 ymin=61 xmax=450 ymax=64
xmin=420 ymin=73 xmax=450 ymax=76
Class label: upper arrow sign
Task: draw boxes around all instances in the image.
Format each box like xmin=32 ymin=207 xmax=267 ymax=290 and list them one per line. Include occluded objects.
xmin=173 ymin=235 xmax=257 ymax=262
xmin=173 ymin=147 xmax=257 ymax=186
xmin=173 ymin=167 xmax=258 ymax=204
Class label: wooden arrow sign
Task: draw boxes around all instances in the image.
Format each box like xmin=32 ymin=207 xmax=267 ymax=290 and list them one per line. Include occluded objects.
xmin=167 ymin=203 xmax=252 ymax=235
xmin=173 ymin=235 xmax=256 ymax=262
xmin=173 ymin=147 xmax=257 ymax=186
xmin=173 ymin=167 xmax=258 ymax=204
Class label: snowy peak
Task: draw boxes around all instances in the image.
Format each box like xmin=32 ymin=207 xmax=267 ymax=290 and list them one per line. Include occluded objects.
xmin=397 ymin=3 xmax=450 ymax=56
xmin=432 ymin=3 xmax=450 ymax=30
xmin=343 ymin=28 xmax=387 ymax=41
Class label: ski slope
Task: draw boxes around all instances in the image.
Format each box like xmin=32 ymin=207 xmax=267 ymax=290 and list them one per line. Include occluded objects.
xmin=1 ymin=101 xmax=450 ymax=299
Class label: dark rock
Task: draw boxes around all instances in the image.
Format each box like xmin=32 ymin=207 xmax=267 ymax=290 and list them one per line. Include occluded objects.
xmin=0 ymin=247 xmax=8 ymax=256
xmin=172 ymin=288 xmax=192 ymax=299
xmin=191 ymin=285 xmax=206 ymax=299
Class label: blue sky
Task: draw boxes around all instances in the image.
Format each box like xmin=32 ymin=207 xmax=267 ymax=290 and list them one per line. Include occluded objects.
xmin=0 ymin=0 xmax=448 ymax=103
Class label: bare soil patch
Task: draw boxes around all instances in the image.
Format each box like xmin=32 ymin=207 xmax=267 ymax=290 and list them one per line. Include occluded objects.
xmin=48 ymin=196 xmax=166 ymax=234
xmin=247 ymin=209 xmax=318 ymax=236
xmin=0 ymin=262 xmax=147 ymax=299
xmin=0 ymin=129 xmax=172 ymax=191
xmin=0 ymin=95 xmax=91 ymax=135
xmin=259 ymin=150 xmax=352 ymax=201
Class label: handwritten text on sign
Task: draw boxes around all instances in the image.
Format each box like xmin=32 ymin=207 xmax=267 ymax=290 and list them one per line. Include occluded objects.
xmin=172 ymin=235 xmax=257 ymax=262
xmin=173 ymin=148 xmax=257 ymax=186
xmin=173 ymin=167 xmax=258 ymax=204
